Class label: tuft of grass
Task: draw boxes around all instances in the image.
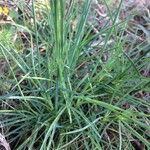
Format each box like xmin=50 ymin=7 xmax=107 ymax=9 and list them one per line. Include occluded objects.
xmin=0 ymin=0 xmax=150 ymax=149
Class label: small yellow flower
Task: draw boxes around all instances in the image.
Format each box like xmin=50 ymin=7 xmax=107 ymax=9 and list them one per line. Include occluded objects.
xmin=3 ymin=6 xmax=9 ymax=16
xmin=0 ymin=7 xmax=3 ymax=14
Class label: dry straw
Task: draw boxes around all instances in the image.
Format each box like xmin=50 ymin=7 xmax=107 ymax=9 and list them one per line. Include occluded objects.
xmin=0 ymin=133 xmax=11 ymax=150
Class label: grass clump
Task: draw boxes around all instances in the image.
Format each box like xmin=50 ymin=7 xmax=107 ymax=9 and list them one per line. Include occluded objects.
xmin=0 ymin=0 xmax=150 ymax=149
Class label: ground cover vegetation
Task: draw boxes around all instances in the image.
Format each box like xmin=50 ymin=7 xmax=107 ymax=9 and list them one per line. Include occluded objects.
xmin=0 ymin=0 xmax=150 ymax=149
